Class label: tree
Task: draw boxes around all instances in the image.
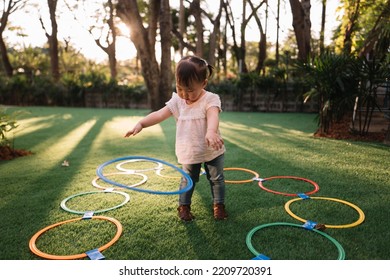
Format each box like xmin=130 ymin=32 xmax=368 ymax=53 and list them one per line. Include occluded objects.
xmin=172 ymin=0 xmax=224 ymax=66
xmin=289 ymin=0 xmax=312 ymax=61
xmin=247 ymin=0 xmax=267 ymax=73
xmin=171 ymin=2 xmax=196 ymax=55
xmin=342 ymin=0 xmax=360 ymax=54
xmin=319 ymin=0 xmax=327 ymax=55
xmin=202 ymin=0 xmax=224 ymax=66
xmin=225 ymin=0 xmax=269 ymax=74
xmin=189 ymin=0 xmax=204 ymax=57
xmin=178 ymin=0 xmax=185 ymax=56
xmin=65 ymin=0 xmax=119 ymax=80
xmin=225 ymin=0 xmax=248 ymax=73
xmin=0 ymin=0 xmax=26 ymax=77
xmin=358 ymin=0 xmax=390 ymax=58
xmin=334 ymin=0 xmax=389 ymax=56
xmin=39 ymin=0 xmax=60 ymax=81
xmin=275 ymin=0 xmax=281 ymax=65
xmin=117 ymin=0 xmax=171 ymax=110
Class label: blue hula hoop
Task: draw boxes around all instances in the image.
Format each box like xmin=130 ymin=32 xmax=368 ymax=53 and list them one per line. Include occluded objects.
xmin=96 ymin=156 xmax=193 ymax=195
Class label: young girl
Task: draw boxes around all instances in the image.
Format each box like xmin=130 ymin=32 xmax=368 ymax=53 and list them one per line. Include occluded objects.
xmin=124 ymin=55 xmax=227 ymax=221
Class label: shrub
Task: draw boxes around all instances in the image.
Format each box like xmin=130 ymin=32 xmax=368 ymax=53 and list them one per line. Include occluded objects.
xmin=0 ymin=107 xmax=24 ymax=147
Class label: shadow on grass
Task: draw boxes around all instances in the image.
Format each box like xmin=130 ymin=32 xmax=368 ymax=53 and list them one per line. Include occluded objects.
xmin=1 ymin=108 xmax=389 ymax=259
xmin=0 ymin=111 xmax=110 ymax=259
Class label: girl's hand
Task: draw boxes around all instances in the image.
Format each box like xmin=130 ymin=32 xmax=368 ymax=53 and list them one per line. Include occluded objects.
xmin=124 ymin=123 xmax=143 ymax=137
xmin=205 ymin=130 xmax=224 ymax=150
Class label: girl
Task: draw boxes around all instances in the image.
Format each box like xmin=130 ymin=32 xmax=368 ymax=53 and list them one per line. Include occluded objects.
xmin=124 ymin=55 xmax=227 ymax=221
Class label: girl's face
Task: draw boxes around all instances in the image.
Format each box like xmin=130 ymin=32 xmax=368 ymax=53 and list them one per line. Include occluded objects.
xmin=176 ymin=79 xmax=207 ymax=104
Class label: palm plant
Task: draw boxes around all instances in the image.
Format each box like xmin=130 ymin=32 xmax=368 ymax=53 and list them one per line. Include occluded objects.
xmin=352 ymin=55 xmax=390 ymax=135
xmin=294 ymin=52 xmax=358 ymax=134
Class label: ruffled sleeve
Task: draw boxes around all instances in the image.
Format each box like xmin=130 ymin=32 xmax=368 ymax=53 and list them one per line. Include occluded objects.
xmin=205 ymin=92 xmax=222 ymax=112
xmin=165 ymin=92 xmax=180 ymax=119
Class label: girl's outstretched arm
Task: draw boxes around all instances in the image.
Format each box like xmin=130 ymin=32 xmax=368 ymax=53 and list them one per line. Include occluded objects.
xmin=124 ymin=106 xmax=172 ymax=137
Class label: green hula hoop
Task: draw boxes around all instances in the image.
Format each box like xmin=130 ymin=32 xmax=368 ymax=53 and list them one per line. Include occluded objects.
xmin=246 ymin=222 xmax=346 ymax=260
xmin=60 ymin=190 xmax=130 ymax=215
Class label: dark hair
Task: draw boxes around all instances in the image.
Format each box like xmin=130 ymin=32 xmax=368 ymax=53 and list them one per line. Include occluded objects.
xmin=176 ymin=55 xmax=214 ymax=87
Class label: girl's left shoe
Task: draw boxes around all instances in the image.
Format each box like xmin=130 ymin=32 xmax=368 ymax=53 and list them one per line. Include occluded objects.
xmin=213 ymin=204 xmax=228 ymax=220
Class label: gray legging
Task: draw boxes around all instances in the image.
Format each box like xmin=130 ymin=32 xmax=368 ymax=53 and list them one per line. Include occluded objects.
xmin=178 ymin=154 xmax=225 ymax=205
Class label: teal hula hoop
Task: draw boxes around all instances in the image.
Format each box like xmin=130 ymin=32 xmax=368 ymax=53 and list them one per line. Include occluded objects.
xmin=96 ymin=156 xmax=193 ymax=195
xmin=246 ymin=222 xmax=345 ymax=260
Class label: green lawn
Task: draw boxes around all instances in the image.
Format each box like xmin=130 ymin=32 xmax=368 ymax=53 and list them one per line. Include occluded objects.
xmin=1 ymin=106 xmax=389 ymax=260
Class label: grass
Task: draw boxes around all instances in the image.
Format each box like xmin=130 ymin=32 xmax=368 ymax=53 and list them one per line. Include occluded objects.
xmin=0 ymin=106 xmax=389 ymax=260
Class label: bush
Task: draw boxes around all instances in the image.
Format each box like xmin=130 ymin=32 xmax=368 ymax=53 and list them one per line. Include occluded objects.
xmin=0 ymin=107 xmax=26 ymax=147
xmin=295 ymin=52 xmax=359 ymax=133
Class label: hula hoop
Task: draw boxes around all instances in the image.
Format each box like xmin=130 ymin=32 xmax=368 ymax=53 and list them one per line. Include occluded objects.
xmin=224 ymin=167 xmax=259 ymax=184
xmin=29 ymin=216 xmax=122 ymax=260
xmin=96 ymin=156 xmax=193 ymax=195
xmin=60 ymin=190 xmax=130 ymax=215
xmin=285 ymin=197 xmax=365 ymax=229
xmin=116 ymin=159 xmax=163 ymax=172
xmin=92 ymin=172 xmax=147 ymax=190
xmin=155 ymin=167 xmax=182 ymax=179
xmin=155 ymin=167 xmax=205 ymax=179
xmin=246 ymin=222 xmax=345 ymax=260
xmin=258 ymin=176 xmax=320 ymax=196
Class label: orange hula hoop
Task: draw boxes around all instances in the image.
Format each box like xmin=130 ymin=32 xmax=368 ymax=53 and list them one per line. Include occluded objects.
xmin=29 ymin=216 xmax=122 ymax=260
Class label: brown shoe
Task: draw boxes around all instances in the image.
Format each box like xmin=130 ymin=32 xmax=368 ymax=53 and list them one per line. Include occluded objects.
xmin=213 ymin=203 xmax=228 ymax=220
xmin=177 ymin=205 xmax=195 ymax=221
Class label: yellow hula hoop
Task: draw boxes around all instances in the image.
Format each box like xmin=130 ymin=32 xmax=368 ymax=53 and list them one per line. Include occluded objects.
xmin=284 ymin=196 xmax=365 ymax=229
xmin=29 ymin=216 xmax=123 ymax=260
xmin=224 ymin=167 xmax=259 ymax=184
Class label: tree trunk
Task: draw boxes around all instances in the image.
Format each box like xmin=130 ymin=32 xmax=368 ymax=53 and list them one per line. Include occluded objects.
xmin=159 ymin=0 xmax=172 ymax=102
xmin=276 ymin=0 xmax=280 ymax=66
xmin=46 ymin=0 xmax=60 ymax=82
xmin=343 ymin=0 xmax=360 ymax=54
xmin=0 ymin=0 xmax=22 ymax=77
xmin=117 ymin=0 xmax=170 ymax=111
xmin=189 ymin=0 xmax=204 ymax=57
xmin=247 ymin=0 xmax=267 ymax=74
xmin=289 ymin=0 xmax=311 ymax=61
xmin=319 ymin=0 xmax=327 ymax=55
xmin=93 ymin=0 xmax=117 ymax=80
xmin=107 ymin=45 xmax=117 ymax=80
xmin=178 ymin=0 xmax=185 ymax=56
xmin=239 ymin=0 xmax=248 ymax=73
xmin=0 ymin=36 xmax=13 ymax=77
xmin=256 ymin=32 xmax=267 ymax=73
xmin=106 ymin=0 xmax=117 ymax=80
xmin=207 ymin=0 xmax=223 ymax=67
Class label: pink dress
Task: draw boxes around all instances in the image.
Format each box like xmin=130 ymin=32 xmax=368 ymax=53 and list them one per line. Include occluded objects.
xmin=166 ymin=91 xmax=226 ymax=164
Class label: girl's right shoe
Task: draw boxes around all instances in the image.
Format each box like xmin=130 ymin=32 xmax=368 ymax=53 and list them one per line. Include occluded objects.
xmin=177 ymin=205 xmax=195 ymax=221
